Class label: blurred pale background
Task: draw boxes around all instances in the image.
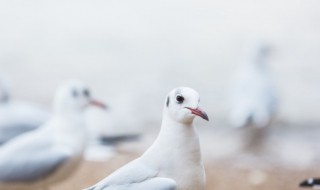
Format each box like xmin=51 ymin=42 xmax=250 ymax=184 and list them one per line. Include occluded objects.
xmin=0 ymin=0 xmax=320 ymax=189
xmin=1 ymin=0 xmax=320 ymax=124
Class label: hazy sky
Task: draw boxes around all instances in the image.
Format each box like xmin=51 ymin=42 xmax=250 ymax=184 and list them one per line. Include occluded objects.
xmin=0 ymin=0 xmax=320 ymax=124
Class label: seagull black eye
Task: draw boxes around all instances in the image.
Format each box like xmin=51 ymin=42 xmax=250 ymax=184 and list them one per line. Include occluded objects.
xmin=83 ymin=89 xmax=90 ymax=97
xmin=176 ymin=95 xmax=184 ymax=104
xmin=72 ymin=89 xmax=78 ymax=98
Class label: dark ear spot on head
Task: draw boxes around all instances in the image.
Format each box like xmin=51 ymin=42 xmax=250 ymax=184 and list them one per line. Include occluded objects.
xmin=166 ymin=96 xmax=170 ymax=107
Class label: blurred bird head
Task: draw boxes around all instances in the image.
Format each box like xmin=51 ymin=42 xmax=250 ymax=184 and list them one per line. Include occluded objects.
xmin=251 ymin=41 xmax=271 ymax=65
xmin=53 ymin=80 xmax=106 ymax=114
xmin=164 ymin=87 xmax=209 ymax=124
xmin=257 ymin=43 xmax=270 ymax=57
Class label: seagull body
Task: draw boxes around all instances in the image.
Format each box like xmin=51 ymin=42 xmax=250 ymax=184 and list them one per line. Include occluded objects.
xmin=0 ymin=115 xmax=85 ymax=190
xmin=229 ymin=43 xmax=277 ymax=128
xmin=85 ymin=87 xmax=209 ymax=190
xmin=0 ymin=101 xmax=49 ymax=144
xmin=0 ymin=76 xmax=49 ymax=144
xmin=0 ymin=80 xmax=106 ymax=190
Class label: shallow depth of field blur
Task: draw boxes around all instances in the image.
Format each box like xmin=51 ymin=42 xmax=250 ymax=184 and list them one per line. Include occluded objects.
xmin=1 ymin=0 xmax=320 ymax=190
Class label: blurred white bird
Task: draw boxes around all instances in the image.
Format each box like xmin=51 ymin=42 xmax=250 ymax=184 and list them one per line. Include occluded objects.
xmin=228 ymin=42 xmax=278 ymax=128
xmin=0 ymin=75 xmax=50 ymax=144
xmin=300 ymin=178 xmax=320 ymax=189
xmin=0 ymin=80 xmax=106 ymax=190
xmin=84 ymin=87 xmax=209 ymax=190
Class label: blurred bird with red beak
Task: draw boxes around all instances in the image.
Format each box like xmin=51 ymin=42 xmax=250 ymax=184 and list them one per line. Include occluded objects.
xmin=0 ymin=80 xmax=106 ymax=190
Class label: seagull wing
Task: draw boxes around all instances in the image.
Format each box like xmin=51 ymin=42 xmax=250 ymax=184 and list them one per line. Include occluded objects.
xmin=85 ymin=159 xmax=176 ymax=190
xmin=0 ymin=102 xmax=49 ymax=144
xmin=0 ymin=130 xmax=70 ymax=182
xmin=0 ymin=123 xmax=40 ymax=144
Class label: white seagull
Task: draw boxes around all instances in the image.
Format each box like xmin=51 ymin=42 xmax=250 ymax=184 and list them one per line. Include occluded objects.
xmin=0 ymin=75 xmax=49 ymax=144
xmin=300 ymin=178 xmax=320 ymax=189
xmin=228 ymin=42 xmax=278 ymax=128
xmin=0 ymin=80 xmax=106 ymax=190
xmin=84 ymin=87 xmax=209 ymax=190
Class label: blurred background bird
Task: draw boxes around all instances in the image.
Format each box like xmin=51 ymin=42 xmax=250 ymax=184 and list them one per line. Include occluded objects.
xmin=0 ymin=74 xmax=49 ymax=144
xmin=0 ymin=80 xmax=106 ymax=190
xmin=227 ymin=41 xmax=278 ymax=154
xmin=228 ymin=41 xmax=278 ymax=129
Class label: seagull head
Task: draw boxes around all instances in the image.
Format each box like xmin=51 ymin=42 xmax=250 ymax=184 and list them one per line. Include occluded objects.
xmin=164 ymin=87 xmax=209 ymax=124
xmin=250 ymin=41 xmax=271 ymax=66
xmin=255 ymin=42 xmax=270 ymax=57
xmin=53 ymin=80 xmax=107 ymax=113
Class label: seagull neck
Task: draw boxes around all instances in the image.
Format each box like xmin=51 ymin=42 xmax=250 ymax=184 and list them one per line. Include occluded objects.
xmin=52 ymin=110 xmax=85 ymax=131
xmin=143 ymin=115 xmax=202 ymax=169
xmin=251 ymin=56 xmax=267 ymax=69
xmin=54 ymin=107 xmax=84 ymax=117
xmin=156 ymin=116 xmax=198 ymax=148
xmin=161 ymin=116 xmax=194 ymax=131
xmin=51 ymin=110 xmax=87 ymax=152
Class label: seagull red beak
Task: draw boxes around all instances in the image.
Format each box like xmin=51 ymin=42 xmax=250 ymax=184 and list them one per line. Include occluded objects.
xmin=185 ymin=107 xmax=209 ymax=121
xmin=90 ymin=99 xmax=107 ymax=110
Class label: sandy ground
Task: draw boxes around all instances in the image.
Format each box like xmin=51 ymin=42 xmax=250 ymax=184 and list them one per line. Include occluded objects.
xmin=47 ymin=122 xmax=320 ymax=190
xmin=50 ymin=153 xmax=318 ymax=190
